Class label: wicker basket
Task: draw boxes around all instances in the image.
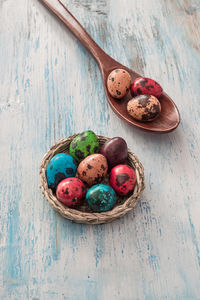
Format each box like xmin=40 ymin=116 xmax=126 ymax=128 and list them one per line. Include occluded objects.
xmin=39 ymin=134 xmax=145 ymax=224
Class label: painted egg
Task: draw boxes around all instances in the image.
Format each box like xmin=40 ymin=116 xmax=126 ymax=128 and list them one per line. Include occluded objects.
xmin=46 ymin=153 xmax=77 ymax=190
xmin=127 ymin=95 xmax=161 ymax=122
xmin=69 ymin=130 xmax=100 ymax=163
xmin=56 ymin=177 xmax=86 ymax=207
xmin=107 ymin=69 xmax=131 ymax=99
xmin=100 ymin=137 xmax=128 ymax=168
xmin=109 ymin=164 xmax=136 ymax=196
xmin=86 ymin=184 xmax=116 ymax=212
xmin=130 ymin=77 xmax=163 ymax=98
xmin=77 ymin=154 xmax=108 ymax=186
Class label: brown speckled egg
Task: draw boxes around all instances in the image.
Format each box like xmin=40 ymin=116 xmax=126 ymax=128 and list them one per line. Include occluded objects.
xmin=107 ymin=69 xmax=131 ymax=99
xmin=127 ymin=95 xmax=161 ymax=122
xmin=77 ymin=154 xmax=108 ymax=186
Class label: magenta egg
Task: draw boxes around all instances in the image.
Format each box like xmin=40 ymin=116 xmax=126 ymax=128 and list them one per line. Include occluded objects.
xmin=109 ymin=164 xmax=136 ymax=196
xmin=56 ymin=177 xmax=86 ymax=207
xmin=131 ymin=77 xmax=163 ymax=98
xmin=100 ymin=137 xmax=128 ymax=168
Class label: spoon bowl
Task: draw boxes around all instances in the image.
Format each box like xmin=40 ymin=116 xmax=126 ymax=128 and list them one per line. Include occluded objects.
xmin=101 ymin=65 xmax=180 ymax=133
xmin=40 ymin=0 xmax=180 ymax=133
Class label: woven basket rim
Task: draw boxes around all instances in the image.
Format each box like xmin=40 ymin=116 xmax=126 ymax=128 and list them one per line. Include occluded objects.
xmin=39 ymin=134 xmax=145 ymax=224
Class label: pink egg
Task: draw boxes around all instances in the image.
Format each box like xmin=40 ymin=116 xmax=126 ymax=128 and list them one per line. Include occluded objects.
xmin=131 ymin=77 xmax=163 ymax=98
xmin=56 ymin=177 xmax=86 ymax=207
xmin=109 ymin=164 xmax=136 ymax=196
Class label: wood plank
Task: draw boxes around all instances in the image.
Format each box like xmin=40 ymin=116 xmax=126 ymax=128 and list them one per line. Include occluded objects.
xmin=0 ymin=0 xmax=200 ymax=299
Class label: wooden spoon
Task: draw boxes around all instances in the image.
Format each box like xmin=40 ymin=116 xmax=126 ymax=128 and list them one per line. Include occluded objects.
xmin=40 ymin=0 xmax=180 ymax=133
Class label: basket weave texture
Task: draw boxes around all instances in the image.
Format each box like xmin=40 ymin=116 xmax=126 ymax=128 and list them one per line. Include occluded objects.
xmin=39 ymin=134 xmax=145 ymax=224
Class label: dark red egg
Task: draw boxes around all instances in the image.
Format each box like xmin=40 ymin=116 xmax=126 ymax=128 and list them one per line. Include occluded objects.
xmin=109 ymin=164 xmax=136 ymax=196
xmin=131 ymin=77 xmax=163 ymax=98
xmin=100 ymin=137 xmax=128 ymax=168
xmin=56 ymin=177 xmax=86 ymax=207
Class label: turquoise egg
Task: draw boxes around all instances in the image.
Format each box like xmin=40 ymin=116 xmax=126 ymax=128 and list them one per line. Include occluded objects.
xmin=46 ymin=153 xmax=77 ymax=190
xmin=86 ymin=184 xmax=116 ymax=212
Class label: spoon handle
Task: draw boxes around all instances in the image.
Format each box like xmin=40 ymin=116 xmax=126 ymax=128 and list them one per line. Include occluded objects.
xmin=40 ymin=0 xmax=117 ymax=71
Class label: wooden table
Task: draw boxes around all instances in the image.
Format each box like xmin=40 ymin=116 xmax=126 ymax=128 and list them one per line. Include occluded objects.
xmin=1 ymin=0 xmax=200 ymax=299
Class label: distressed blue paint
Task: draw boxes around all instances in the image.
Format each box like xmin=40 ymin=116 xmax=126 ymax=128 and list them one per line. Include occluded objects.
xmin=185 ymin=196 xmax=200 ymax=267
xmin=35 ymin=37 xmax=40 ymax=51
xmin=94 ymin=225 xmax=106 ymax=267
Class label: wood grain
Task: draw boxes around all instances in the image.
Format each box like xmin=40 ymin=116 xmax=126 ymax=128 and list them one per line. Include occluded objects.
xmin=0 ymin=0 xmax=200 ymax=299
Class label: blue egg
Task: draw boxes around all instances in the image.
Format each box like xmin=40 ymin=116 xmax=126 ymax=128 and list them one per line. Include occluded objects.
xmin=86 ymin=184 xmax=116 ymax=212
xmin=46 ymin=153 xmax=77 ymax=190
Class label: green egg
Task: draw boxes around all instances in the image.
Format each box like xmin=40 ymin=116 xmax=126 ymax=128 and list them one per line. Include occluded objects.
xmin=69 ymin=130 xmax=100 ymax=162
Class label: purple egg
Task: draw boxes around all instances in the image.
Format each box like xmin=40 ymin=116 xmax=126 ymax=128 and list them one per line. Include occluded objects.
xmin=100 ymin=137 xmax=128 ymax=168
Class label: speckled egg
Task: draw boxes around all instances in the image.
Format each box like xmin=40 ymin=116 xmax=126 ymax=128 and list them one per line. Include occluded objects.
xmin=107 ymin=69 xmax=131 ymax=99
xmin=46 ymin=153 xmax=77 ymax=190
xmin=109 ymin=164 xmax=136 ymax=196
xmin=69 ymin=130 xmax=100 ymax=163
xmin=56 ymin=177 xmax=86 ymax=207
xmin=131 ymin=77 xmax=163 ymax=98
xmin=77 ymin=154 xmax=108 ymax=186
xmin=86 ymin=184 xmax=116 ymax=212
xmin=100 ymin=137 xmax=128 ymax=168
xmin=127 ymin=95 xmax=161 ymax=122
